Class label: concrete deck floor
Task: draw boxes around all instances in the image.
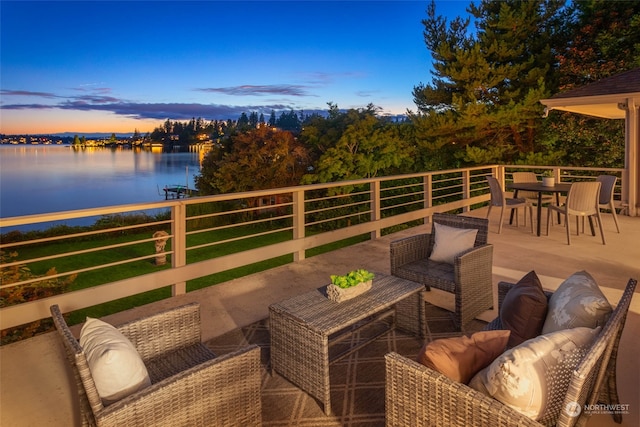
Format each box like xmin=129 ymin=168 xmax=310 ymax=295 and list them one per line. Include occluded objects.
xmin=1 ymin=208 xmax=639 ymax=426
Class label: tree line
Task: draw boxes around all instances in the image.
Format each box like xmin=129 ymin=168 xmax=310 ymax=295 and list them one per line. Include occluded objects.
xmin=192 ymin=0 xmax=639 ymax=195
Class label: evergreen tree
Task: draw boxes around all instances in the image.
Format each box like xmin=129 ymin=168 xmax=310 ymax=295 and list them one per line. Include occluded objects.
xmin=249 ymin=111 xmax=259 ymax=128
xmin=412 ymin=0 xmax=566 ymax=165
xmin=540 ymin=0 xmax=640 ymax=167
xmin=237 ymin=112 xmax=250 ymax=130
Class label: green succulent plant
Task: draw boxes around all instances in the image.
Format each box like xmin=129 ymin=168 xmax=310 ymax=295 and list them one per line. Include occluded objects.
xmin=330 ymin=269 xmax=375 ymax=289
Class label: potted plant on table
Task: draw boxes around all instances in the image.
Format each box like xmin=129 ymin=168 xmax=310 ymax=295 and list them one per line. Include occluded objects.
xmin=327 ymin=269 xmax=375 ymax=302
xmin=542 ymin=170 xmax=555 ymax=187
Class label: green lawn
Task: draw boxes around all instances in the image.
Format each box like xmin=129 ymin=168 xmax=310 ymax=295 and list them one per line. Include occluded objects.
xmin=10 ymin=225 xmax=369 ymax=325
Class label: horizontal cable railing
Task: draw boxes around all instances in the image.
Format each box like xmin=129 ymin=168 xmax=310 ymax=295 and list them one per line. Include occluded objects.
xmin=0 ymin=164 xmax=626 ymax=330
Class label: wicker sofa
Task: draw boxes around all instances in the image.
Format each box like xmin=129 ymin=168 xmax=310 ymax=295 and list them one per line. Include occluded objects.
xmin=385 ymin=278 xmax=637 ymax=427
xmin=51 ymin=303 xmax=262 ymax=427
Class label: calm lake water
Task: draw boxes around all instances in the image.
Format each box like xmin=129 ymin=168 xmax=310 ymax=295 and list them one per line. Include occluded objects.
xmin=0 ymin=145 xmax=203 ymax=230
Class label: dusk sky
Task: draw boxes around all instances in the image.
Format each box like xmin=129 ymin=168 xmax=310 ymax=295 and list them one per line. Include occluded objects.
xmin=1 ymin=1 xmax=469 ymax=135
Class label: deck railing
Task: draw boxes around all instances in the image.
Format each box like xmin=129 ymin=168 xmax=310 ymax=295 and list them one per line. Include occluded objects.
xmin=0 ymin=165 xmax=625 ymax=330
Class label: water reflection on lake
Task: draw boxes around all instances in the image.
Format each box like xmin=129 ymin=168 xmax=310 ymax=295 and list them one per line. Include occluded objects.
xmin=0 ymin=145 xmax=204 ymax=230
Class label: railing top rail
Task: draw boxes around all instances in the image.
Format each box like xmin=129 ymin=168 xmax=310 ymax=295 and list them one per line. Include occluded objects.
xmin=0 ymin=165 xmax=625 ymax=228
xmin=0 ymin=200 xmax=178 ymax=228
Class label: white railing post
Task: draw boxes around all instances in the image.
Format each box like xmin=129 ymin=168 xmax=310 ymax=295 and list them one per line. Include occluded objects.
xmin=171 ymin=203 xmax=187 ymax=295
xmin=495 ymin=165 xmax=505 ymax=188
xmin=292 ymin=189 xmax=305 ymax=261
xmin=462 ymin=170 xmax=470 ymax=213
xmin=370 ymin=180 xmax=381 ymax=239
xmin=424 ymin=174 xmax=433 ymax=224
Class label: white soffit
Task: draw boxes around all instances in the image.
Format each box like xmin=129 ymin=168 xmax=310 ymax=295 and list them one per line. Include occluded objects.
xmin=540 ymin=93 xmax=640 ymax=119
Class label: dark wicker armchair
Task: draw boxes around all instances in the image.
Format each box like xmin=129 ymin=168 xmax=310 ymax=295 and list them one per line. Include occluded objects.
xmin=51 ymin=303 xmax=262 ymax=427
xmin=390 ymin=213 xmax=493 ymax=331
xmin=385 ymin=278 xmax=637 ymax=427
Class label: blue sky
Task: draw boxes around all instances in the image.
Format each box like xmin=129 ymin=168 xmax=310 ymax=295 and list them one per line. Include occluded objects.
xmin=0 ymin=1 xmax=469 ymax=134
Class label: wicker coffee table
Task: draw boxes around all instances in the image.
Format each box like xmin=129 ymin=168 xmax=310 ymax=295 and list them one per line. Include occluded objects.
xmin=269 ymin=273 xmax=423 ymax=415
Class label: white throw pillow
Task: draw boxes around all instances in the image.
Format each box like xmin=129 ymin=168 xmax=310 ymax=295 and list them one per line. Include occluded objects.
xmin=469 ymin=327 xmax=599 ymax=421
xmin=80 ymin=317 xmax=151 ymax=405
xmin=429 ymin=222 xmax=479 ymax=264
xmin=541 ymin=271 xmax=611 ymax=334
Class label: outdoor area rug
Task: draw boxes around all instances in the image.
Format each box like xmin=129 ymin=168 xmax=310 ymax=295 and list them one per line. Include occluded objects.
xmin=205 ymin=303 xmax=487 ymax=427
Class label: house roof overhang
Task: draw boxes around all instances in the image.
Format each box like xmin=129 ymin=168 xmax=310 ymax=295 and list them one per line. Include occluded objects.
xmin=539 ymin=68 xmax=640 ymax=216
xmin=540 ymin=68 xmax=640 ymax=119
xmin=540 ymin=93 xmax=640 ymax=119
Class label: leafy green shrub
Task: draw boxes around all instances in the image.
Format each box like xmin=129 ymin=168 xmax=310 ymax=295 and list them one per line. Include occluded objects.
xmin=330 ymin=269 xmax=374 ymax=288
xmin=0 ymin=251 xmax=76 ymax=345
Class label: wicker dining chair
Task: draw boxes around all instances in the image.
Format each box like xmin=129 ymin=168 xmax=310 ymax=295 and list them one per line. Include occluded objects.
xmin=390 ymin=213 xmax=493 ymax=331
xmin=486 ymin=176 xmax=534 ymax=234
xmin=385 ymin=277 xmax=637 ymax=427
xmin=546 ymin=181 xmax=606 ymax=245
xmin=596 ymin=175 xmax=621 ymax=233
xmin=50 ymin=303 xmax=262 ymax=427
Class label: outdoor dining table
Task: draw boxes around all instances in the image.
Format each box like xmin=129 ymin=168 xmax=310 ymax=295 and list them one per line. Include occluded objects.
xmin=508 ymin=181 xmax=573 ymax=236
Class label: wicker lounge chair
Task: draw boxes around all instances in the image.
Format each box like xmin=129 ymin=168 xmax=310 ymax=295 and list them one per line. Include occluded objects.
xmin=390 ymin=213 xmax=493 ymax=331
xmin=486 ymin=176 xmax=534 ymax=234
xmin=385 ymin=277 xmax=637 ymax=427
xmin=50 ymin=303 xmax=262 ymax=427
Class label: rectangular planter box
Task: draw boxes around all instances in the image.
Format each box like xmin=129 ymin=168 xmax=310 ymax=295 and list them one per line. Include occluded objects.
xmin=326 ymin=280 xmax=372 ymax=303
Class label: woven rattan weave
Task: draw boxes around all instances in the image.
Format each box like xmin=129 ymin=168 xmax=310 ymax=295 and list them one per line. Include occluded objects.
xmin=390 ymin=213 xmax=494 ymax=331
xmin=385 ymin=278 xmax=636 ymax=427
xmin=51 ymin=303 xmax=262 ymax=427
xmin=270 ymin=273 xmax=423 ymax=415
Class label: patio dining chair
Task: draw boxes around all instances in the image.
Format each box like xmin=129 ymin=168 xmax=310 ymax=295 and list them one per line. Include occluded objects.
xmin=596 ymin=175 xmax=621 ymax=233
xmin=546 ymin=181 xmax=606 ymax=245
xmin=390 ymin=213 xmax=493 ymax=331
xmin=512 ymin=172 xmax=554 ymax=226
xmin=486 ymin=176 xmax=534 ymax=234
xmin=50 ymin=303 xmax=262 ymax=427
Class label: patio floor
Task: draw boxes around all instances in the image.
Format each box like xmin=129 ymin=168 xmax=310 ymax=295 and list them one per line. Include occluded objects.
xmin=1 ymin=208 xmax=638 ymax=426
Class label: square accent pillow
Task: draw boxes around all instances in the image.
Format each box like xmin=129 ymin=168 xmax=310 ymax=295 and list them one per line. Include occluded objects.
xmin=417 ymin=330 xmax=510 ymax=384
xmin=541 ymin=271 xmax=612 ymax=334
xmin=80 ymin=317 xmax=151 ymax=405
xmin=429 ymin=222 xmax=479 ymax=264
xmin=500 ymin=271 xmax=548 ymax=348
xmin=468 ymin=327 xmax=599 ymax=421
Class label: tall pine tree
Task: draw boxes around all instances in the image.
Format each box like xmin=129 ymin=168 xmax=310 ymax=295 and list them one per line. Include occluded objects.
xmin=412 ymin=0 xmax=567 ymax=165
xmin=540 ymin=0 xmax=640 ymax=168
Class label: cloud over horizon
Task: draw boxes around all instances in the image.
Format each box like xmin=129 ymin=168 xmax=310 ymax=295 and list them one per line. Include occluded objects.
xmin=196 ymin=84 xmax=315 ymax=97
xmin=1 ymin=87 xmax=326 ymax=121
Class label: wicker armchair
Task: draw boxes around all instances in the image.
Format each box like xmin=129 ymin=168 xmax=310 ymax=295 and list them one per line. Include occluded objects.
xmin=51 ymin=303 xmax=262 ymax=427
xmin=385 ymin=278 xmax=637 ymax=427
xmin=390 ymin=213 xmax=493 ymax=331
